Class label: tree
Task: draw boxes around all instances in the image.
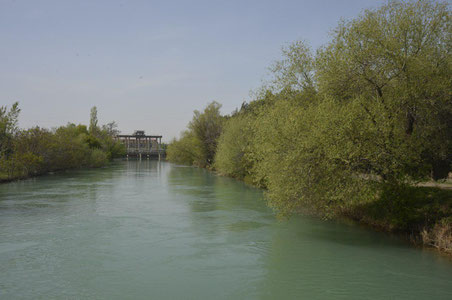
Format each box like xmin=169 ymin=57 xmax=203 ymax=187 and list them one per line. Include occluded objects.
xmin=166 ymin=131 xmax=204 ymax=166
xmin=315 ymin=0 xmax=452 ymax=181
xmin=89 ymin=106 xmax=99 ymax=135
xmin=270 ymin=40 xmax=316 ymax=93
xmin=102 ymin=121 xmax=120 ymax=137
xmin=188 ymin=101 xmax=224 ymax=167
xmin=167 ymin=101 xmax=224 ymax=167
xmin=0 ymin=102 xmax=20 ymax=158
xmin=214 ymin=114 xmax=254 ymax=180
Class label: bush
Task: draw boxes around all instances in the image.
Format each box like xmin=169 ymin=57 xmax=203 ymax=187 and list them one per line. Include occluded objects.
xmin=0 ymin=104 xmax=124 ymax=181
xmin=89 ymin=148 xmax=108 ymax=168
xmin=214 ymin=114 xmax=253 ymax=179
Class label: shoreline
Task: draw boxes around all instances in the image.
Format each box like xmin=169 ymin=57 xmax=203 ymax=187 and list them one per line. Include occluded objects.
xmin=209 ymin=166 xmax=452 ymax=257
xmin=0 ymin=160 xmax=119 ymax=184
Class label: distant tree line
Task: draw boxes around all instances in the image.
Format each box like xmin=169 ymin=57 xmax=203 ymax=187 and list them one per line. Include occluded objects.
xmin=167 ymin=0 xmax=452 ymax=253
xmin=0 ymin=105 xmax=125 ymax=181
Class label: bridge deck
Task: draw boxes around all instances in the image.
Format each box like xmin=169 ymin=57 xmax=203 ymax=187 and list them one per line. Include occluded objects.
xmin=115 ymin=131 xmax=165 ymax=159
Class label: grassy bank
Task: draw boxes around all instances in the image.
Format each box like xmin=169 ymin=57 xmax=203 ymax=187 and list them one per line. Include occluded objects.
xmin=0 ymin=104 xmax=125 ymax=183
xmin=167 ymin=0 xmax=452 ymax=255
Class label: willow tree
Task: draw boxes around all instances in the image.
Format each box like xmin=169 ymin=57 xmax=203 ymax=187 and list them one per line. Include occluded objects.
xmin=188 ymin=101 xmax=224 ymax=167
xmin=166 ymin=131 xmax=205 ymax=166
xmin=167 ymin=101 xmax=224 ymax=167
xmin=214 ymin=0 xmax=451 ymax=216
xmin=315 ymin=0 xmax=452 ymax=182
xmin=270 ymin=40 xmax=316 ymax=93
xmin=214 ymin=114 xmax=253 ymax=180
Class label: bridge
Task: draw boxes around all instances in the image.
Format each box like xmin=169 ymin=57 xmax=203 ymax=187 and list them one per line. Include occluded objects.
xmin=116 ymin=130 xmax=165 ymax=159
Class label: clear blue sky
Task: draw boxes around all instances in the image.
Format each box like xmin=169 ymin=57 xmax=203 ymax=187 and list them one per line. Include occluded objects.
xmin=0 ymin=0 xmax=385 ymax=141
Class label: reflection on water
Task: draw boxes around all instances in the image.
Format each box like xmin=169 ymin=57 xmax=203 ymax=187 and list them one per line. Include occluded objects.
xmin=0 ymin=161 xmax=451 ymax=299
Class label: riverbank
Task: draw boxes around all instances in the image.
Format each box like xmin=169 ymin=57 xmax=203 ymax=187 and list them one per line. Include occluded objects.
xmin=166 ymin=157 xmax=452 ymax=256
xmin=0 ymin=104 xmax=125 ymax=183
xmin=210 ymin=166 xmax=452 ymax=256
xmin=166 ymin=1 xmax=451 ymax=256
xmin=0 ymin=162 xmax=110 ymax=184
xmin=340 ymin=185 xmax=452 ymax=256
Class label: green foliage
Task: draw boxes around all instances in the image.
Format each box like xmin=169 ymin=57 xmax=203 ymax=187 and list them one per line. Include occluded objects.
xmin=214 ymin=114 xmax=253 ymax=180
xmin=347 ymin=185 xmax=452 ymax=233
xmin=0 ymin=104 xmax=125 ymax=181
xmin=89 ymin=148 xmax=108 ymax=168
xmin=270 ymin=40 xmax=315 ymax=92
xmin=214 ymin=0 xmax=452 ymax=220
xmin=0 ymin=102 xmax=20 ymax=158
xmin=100 ymin=137 xmax=126 ymax=160
xmin=188 ymin=101 xmax=224 ymax=166
xmin=166 ymin=131 xmax=204 ymax=166
xmin=320 ymin=0 xmax=451 ymax=180
xmin=89 ymin=106 xmax=99 ymax=135
xmin=151 ymin=1 xmax=452 ymax=236
xmin=0 ymin=151 xmax=43 ymax=179
xmin=167 ymin=101 xmax=224 ymax=167
xmin=83 ymin=134 xmax=102 ymax=149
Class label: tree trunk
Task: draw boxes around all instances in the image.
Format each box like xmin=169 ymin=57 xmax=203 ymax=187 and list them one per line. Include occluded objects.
xmin=405 ymin=111 xmax=415 ymax=135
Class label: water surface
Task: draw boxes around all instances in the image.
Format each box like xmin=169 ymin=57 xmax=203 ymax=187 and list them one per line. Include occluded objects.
xmin=1 ymin=161 xmax=451 ymax=299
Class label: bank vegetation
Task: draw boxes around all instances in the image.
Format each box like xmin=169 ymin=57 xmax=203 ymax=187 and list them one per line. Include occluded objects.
xmin=0 ymin=105 xmax=125 ymax=182
xmin=167 ymin=0 xmax=452 ymax=254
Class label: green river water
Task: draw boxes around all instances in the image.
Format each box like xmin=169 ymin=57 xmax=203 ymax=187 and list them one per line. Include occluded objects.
xmin=0 ymin=160 xmax=451 ymax=299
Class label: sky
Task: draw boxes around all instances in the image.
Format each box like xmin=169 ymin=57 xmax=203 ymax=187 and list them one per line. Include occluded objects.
xmin=0 ymin=0 xmax=386 ymax=141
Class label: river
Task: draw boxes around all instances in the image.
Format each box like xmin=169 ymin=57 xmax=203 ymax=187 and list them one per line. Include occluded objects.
xmin=0 ymin=160 xmax=451 ymax=299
